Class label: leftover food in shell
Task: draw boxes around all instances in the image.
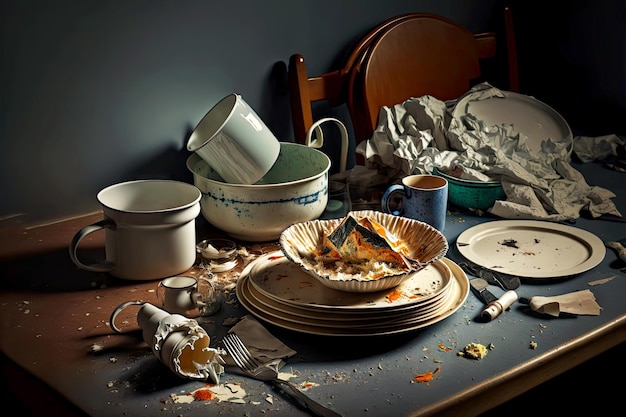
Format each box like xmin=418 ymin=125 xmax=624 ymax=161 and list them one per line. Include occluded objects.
xmin=318 ymin=214 xmax=414 ymax=279
xmin=279 ymin=210 xmax=449 ymax=293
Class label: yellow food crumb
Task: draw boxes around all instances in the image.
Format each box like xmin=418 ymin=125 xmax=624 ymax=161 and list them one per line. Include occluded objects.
xmin=529 ymin=341 xmax=538 ymax=349
xmin=460 ymin=343 xmax=488 ymax=360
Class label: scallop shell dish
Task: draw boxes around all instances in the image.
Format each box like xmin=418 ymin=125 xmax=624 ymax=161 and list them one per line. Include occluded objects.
xmin=279 ymin=210 xmax=449 ymax=293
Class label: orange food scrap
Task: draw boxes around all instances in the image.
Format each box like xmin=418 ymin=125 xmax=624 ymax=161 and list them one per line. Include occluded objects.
xmin=193 ymin=388 xmax=216 ymax=401
xmin=413 ymin=367 xmax=440 ymax=384
xmin=387 ymin=289 xmax=403 ymax=302
xmin=438 ymin=342 xmax=450 ymax=352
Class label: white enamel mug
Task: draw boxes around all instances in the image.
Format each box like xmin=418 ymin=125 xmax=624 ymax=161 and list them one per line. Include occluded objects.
xmin=187 ymin=94 xmax=281 ymax=184
xmin=69 ymin=180 xmax=201 ymax=280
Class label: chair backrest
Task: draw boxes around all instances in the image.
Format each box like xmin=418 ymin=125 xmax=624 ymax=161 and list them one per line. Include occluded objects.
xmin=288 ymin=7 xmax=518 ymax=148
xmin=288 ymin=14 xmax=417 ymax=143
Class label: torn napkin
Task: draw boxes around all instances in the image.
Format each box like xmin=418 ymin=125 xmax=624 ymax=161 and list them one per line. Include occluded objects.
xmin=572 ymin=134 xmax=625 ymax=163
xmin=527 ymin=289 xmax=601 ymax=317
xmin=352 ymin=82 xmax=622 ymax=222
xmin=227 ymin=315 xmax=296 ymax=368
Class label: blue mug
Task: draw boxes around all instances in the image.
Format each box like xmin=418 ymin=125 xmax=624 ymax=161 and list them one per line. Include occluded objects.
xmin=381 ymin=174 xmax=448 ymax=232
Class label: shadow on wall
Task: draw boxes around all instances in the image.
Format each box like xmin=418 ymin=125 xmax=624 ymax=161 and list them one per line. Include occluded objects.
xmin=265 ymin=61 xmax=294 ymax=143
xmin=512 ymin=0 xmax=626 ymax=136
xmin=125 ymin=127 xmax=197 ymax=186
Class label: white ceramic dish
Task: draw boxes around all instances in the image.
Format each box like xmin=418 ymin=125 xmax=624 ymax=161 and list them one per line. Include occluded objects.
xmin=235 ymin=257 xmax=469 ymax=336
xmin=453 ymin=90 xmax=573 ymax=156
xmin=279 ymin=210 xmax=449 ymax=293
xmin=247 ymin=251 xmax=452 ymax=311
xmin=241 ymin=276 xmax=456 ymax=329
xmin=456 ymin=220 xmax=605 ymax=278
xmin=187 ymin=142 xmax=330 ymax=242
xmin=248 ymin=274 xmax=451 ymax=319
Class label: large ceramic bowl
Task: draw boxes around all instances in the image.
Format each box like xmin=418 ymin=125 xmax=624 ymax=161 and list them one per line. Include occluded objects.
xmin=279 ymin=210 xmax=449 ymax=293
xmin=187 ymin=142 xmax=331 ymax=242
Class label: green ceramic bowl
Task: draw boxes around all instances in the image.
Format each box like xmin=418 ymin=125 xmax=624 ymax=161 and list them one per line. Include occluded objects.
xmin=434 ymin=168 xmax=505 ymax=210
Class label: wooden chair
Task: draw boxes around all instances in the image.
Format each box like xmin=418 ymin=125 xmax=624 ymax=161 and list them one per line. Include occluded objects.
xmin=288 ymin=7 xmax=519 ymax=151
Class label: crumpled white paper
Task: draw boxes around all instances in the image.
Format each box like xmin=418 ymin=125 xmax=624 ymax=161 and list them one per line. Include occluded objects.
xmin=527 ymin=289 xmax=601 ymax=317
xmin=573 ymin=134 xmax=626 ymax=163
xmin=349 ymin=82 xmax=622 ymax=221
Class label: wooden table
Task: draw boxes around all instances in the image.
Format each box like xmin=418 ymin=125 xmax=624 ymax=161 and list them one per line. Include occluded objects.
xmin=1 ymin=161 xmax=625 ymax=417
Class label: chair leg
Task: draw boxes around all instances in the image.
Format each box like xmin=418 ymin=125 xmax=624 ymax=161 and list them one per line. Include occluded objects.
xmin=288 ymin=54 xmax=314 ymax=144
xmin=504 ymin=6 xmax=520 ymax=92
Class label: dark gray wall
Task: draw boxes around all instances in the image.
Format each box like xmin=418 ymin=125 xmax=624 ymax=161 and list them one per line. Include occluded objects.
xmin=513 ymin=0 xmax=625 ymax=137
xmin=1 ymin=0 xmax=623 ymax=224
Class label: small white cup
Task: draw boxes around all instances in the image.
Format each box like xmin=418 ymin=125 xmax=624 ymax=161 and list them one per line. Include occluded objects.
xmin=158 ymin=276 xmax=203 ymax=315
xmin=157 ymin=275 xmax=222 ymax=317
xmin=187 ymin=94 xmax=281 ymax=184
xmin=69 ymin=180 xmax=201 ymax=280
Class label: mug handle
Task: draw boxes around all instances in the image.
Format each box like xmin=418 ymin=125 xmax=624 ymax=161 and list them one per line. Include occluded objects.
xmin=69 ymin=219 xmax=115 ymax=273
xmin=191 ymin=292 xmax=207 ymax=308
xmin=306 ymin=117 xmax=348 ymax=173
xmin=109 ymin=300 xmax=145 ymax=334
xmin=381 ymin=184 xmax=405 ymax=216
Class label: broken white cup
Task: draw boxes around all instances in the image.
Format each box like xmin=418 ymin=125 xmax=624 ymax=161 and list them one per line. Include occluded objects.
xmin=110 ymin=302 xmax=224 ymax=382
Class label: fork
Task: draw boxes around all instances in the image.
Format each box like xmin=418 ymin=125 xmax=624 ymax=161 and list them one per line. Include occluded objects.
xmin=222 ymin=333 xmax=343 ymax=417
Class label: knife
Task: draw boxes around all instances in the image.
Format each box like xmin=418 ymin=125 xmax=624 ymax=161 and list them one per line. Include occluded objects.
xmin=459 ymin=261 xmax=521 ymax=290
xmin=470 ymin=278 xmax=518 ymax=321
xmin=469 ymin=278 xmax=497 ymax=305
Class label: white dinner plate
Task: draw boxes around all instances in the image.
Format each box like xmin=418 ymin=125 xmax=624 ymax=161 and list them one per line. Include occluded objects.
xmin=235 ymin=257 xmax=469 ymax=336
xmin=247 ymin=251 xmax=452 ymax=311
xmin=456 ymin=220 xmax=605 ymax=279
xmin=453 ymin=90 xmax=573 ymax=155
xmin=245 ymin=277 xmax=448 ymax=322
xmin=240 ymin=277 xmax=456 ymax=329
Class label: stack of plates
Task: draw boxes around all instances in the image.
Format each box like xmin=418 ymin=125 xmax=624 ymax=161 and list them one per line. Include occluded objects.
xmin=236 ymin=251 xmax=469 ymax=336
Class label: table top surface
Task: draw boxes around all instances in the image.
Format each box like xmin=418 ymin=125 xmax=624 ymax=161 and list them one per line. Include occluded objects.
xmin=1 ymin=161 xmax=625 ymax=417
